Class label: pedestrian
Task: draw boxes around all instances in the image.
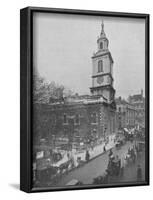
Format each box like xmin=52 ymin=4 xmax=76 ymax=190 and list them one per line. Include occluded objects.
xmin=109 ymin=149 xmax=113 ymax=157
xmin=128 ymin=147 xmax=131 ymax=155
xmin=91 ymin=142 xmax=94 ymax=151
xmin=103 ymin=145 xmax=106 ymax=152
xmin=85 ymin=150 xmax=90 ymax=162
xmin=124 ymin=155 xmax=128 ymax=166
xmin=133 ymin=151 xmax=136 ymax=163
xmin=120 ymin=165 xmax=124 ymax=177
xmin=137 ymin=164 xmax=142 ymax=181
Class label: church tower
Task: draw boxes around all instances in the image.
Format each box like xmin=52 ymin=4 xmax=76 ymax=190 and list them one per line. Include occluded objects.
xmin=90 ymin=21 xmax=115 ymax=103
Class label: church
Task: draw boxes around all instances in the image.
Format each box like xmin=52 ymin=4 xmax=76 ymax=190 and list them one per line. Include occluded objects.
xmin=33 ymin=22 xmax=117 ymax=147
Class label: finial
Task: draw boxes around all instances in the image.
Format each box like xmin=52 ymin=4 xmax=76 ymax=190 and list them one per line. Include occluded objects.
xmin=101 ymin=20 xmax=104 ymax=33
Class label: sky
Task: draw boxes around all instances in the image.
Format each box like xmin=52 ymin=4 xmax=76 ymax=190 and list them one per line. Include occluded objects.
xmin=33 ymin=12 xmax=145 ymax=99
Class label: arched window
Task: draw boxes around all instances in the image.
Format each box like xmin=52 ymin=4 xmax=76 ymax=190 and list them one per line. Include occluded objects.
xmin=91 ymin=112 xmax=97 ymax=124
xmin=63 ymin=114 xmax=68 ymax=124
xmin=98 ymin=60 xmax=103 ymax=73
xmin=100 ymin=42 xmax=103 ymax=49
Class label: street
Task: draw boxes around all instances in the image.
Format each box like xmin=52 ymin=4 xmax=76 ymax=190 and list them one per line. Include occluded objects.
xmin=54 ymin=141 xmax=145 ymax=186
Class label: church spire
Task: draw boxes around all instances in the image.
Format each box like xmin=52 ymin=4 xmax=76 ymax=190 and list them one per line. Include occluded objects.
xmin=101 ymin=20 xmax=104 ymax=35
xmin=96 ymin=20 xmax=108 ymax=51
xmin=100 ymin=20 xmax=106 ymax=37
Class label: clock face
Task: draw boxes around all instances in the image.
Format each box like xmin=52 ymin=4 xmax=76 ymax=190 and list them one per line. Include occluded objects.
xmin=97 ymin=76 xmax=104 ymax=84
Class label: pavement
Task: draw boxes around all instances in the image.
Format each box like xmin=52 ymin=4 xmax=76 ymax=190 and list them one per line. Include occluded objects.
xmin=52 ymin=134 xmax=116 ymax=168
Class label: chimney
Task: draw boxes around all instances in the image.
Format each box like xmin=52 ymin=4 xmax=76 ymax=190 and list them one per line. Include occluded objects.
xmin=141 ymin=89 xmax=143 ymax=97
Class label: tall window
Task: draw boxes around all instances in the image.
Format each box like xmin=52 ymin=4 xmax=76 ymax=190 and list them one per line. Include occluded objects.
xmin=75 ymin=114 xmax=80 ymax=125
xmin=98 ymin=60 xmax=103 ymax=73
xmin=63 ymin=114 xmax=68 ymax=124
xmin=100 ymin=42 xmax=103 ymax=49
xmin=52 ymin=114 xmax=56 ymax=125
xmin=91 ymin=112 xmax=98 ymax=124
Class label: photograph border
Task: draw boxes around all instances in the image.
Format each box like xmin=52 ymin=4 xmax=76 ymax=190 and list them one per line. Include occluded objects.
xmin=20 ymin=6 xmax=149 ymax=193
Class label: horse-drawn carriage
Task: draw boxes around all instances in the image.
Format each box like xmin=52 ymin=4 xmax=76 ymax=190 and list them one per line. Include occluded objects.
xmin=123 ymin=128 xmax=135 ymax=142
xmin=137 ymin=141 xmax=145 ymax=152
xmin=124 ymin=147 xmax=136 ymax=166
xmin=35 ymin=159 xmax=74 ymax=186
xmin=92 ymin=172 xmax=108 ymax=184
xmin=115 ymin=139 xmax=125 ymax=149
xmin=35 ymin=165 xmax=58 ymax=185
xmin=107 ymin=155 xmax=121 ymax=176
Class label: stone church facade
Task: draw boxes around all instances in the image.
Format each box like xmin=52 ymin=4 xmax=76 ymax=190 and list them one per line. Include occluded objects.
xmin=33 ymin=22 xmax=117 ymax=147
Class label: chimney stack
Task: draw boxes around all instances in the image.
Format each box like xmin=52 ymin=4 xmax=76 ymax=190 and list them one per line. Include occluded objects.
xmin=141 ymin=89 xmax=143 ymax=97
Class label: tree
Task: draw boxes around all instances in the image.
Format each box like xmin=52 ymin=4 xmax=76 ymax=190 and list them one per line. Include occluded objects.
xmin=33 ymin=74 xmax=74 ymax=104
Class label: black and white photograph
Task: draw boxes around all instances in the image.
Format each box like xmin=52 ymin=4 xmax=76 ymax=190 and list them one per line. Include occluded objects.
xmin=1 ymin=0 xmax=153 ymax=198
xmin=20 ymin=8 xmax=149 ymax=191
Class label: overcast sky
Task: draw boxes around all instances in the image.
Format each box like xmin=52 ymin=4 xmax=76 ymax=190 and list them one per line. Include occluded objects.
xmin=33 ymin=13 xmax=145 ymax=99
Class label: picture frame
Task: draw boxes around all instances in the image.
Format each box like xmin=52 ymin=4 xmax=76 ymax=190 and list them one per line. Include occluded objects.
xmin=20 ymin=6 xmax=149 ymax=193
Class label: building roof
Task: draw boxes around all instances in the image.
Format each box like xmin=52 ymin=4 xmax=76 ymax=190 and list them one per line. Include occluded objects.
xmin=130 ymin=94 xmax=143 ymax=101
xmin=115 ymin=97 xmax=133 ymax=106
